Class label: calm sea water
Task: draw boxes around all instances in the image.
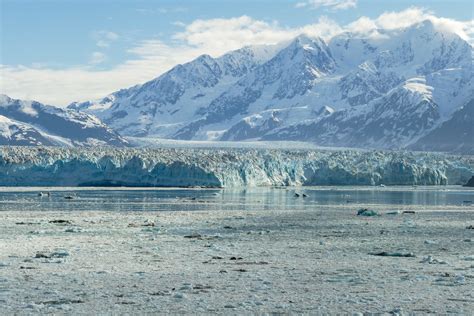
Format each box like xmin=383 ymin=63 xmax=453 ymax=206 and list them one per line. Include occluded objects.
xmin=0 ymin=186 xmax=473 ymax=212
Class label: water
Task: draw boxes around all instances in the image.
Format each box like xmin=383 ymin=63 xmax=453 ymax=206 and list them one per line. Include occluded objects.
xmin=0 ymin=186 xmax=473 ymax=212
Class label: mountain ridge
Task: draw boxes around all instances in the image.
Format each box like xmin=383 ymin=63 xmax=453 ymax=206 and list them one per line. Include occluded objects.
xmin=0 ymin=94 xmax=128 ymax=147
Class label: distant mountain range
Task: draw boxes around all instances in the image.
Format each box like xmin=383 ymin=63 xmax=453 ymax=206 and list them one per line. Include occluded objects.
xmin=0 ymin=95 xmax=127 ymax=146
xmin=1 ymin=20 xmax=473 ymax=153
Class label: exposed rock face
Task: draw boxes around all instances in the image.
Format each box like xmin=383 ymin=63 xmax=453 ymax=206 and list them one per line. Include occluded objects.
xmin=410 ymin=99 xmax=474 ymax=154
xmin=464 ymin=176 xmax=474 ymax=187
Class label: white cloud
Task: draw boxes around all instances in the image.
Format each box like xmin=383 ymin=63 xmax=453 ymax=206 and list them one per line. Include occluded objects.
xmin=347 ymin=16 xmax=378 ymax=34
xmin=1 ymin=8 xmax=472 ymax=106
xmin=0 ymin=42 xmax=204 ymax=106
xmin=172 ymin=21 xmax=186 ymax=27
xmin=89 ymin=52 xmax=107 ymax=65
xmin=92 ymin=30 xmax=119 ymax=48
xmin=173 ymin=16 xmax=294 ymax=51
xmin=349 ymin=7 xmax=473 ymax=43
xmin=375 ymin=7 xmax=432 ymax=30
xmin=173 ymin=15 xmax=343 ymax=53
xmin=296 ymin=0 xmax=357 ymax=10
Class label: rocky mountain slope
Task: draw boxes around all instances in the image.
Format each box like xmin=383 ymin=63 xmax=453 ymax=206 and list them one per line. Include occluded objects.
xmin=410 ymin=98 xmax=474 ymax=154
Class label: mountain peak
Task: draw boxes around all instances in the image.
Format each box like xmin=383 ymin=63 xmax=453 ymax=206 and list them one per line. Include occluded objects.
xmin=294 ymin=33 xmax=313 ymax=43
xmin=291 ymin=34 xmax=325 ymax=49
xmin=274 ymin=34 xmax=334 ymax=76
xmin=229 ymin=43 xmax=282 ymax=64
xmin=0 ymin=94 xmax=12 ymax=105
xmin=196 ymin=54 xmax=214 ymax=63
xmin=404 ymin=18 xmax=462 ymax=40
xmin=416 ymin=19 xmax=436 ymax=31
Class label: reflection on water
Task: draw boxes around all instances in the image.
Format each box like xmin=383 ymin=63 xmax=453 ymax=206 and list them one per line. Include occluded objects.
xmin=0 ymin=186 xmax=473 ymax=212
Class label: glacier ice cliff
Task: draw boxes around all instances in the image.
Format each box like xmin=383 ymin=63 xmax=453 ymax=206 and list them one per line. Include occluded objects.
xmin=0 ymin=146 xmax=473 ymax=187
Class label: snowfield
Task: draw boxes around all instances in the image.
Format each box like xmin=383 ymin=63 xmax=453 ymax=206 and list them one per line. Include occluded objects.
xmin=0 ymin=146 xmax=473 ymax=187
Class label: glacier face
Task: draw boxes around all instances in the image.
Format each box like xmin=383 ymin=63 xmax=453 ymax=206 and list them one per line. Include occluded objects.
xmin=0 ymin=146 xmax=472 ymax=187
xmin=0 ymin=95 xmax=128 ymax=147
xmin=70 ymin=20 xmax=473 ymax=153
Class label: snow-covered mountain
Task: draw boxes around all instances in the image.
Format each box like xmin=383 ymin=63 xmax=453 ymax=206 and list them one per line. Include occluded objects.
xmin=70 ymin=20 xmax=473 ymax=153
xmin=69 ymin=45 xmax=281 ymax=137
xmin=0 ymin=95 xmax=128 ymax=146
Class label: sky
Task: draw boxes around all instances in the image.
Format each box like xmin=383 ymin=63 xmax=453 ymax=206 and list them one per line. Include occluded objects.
xmin=1 ymin=0 xmax=473 ymax=106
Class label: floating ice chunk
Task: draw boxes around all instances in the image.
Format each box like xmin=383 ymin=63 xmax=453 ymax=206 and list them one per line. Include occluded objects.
xmin=420 ymin=256 xmax=446 ymax=264
xmin=357 ymin=209 xmax=379 ymax=216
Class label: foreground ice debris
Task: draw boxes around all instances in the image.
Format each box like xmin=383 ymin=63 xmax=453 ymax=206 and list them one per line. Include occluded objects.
xmin=357 ymin=208 xmax=379 ymax=216
xmin=0 ymin=146 xmax=473 ymax=187
xmin=1 ymin=192 xmax=473 ymax=314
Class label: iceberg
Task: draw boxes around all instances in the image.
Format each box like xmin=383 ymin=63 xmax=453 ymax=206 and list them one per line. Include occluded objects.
xmin=0 ymin=146 xmax=472 ymax=187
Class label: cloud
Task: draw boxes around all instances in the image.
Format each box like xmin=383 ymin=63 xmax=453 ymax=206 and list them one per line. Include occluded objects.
xmin=349 ymin=7 xmax=473 ymax=42
xmin=375 ymin=7 xmax=432 ymax=30
xmin=347 ymin=16 xmax=378 ymax=34
xmin=173 ymin=15 xmax=343 ymax=53
xmin=172 ymin=21 xmax=186 ymax=27
xmin=93 ymin=30 xmax=119 ymax=48
xmin=89 ymin=52 xmax=107 ymax=65
xmin=1 ymin=8 xmax=472 ymax=106
xmin=0 ymin=42 xmax=204 ymax=106
xmin=296 ymin=0 xmax=357 ymax=10
xmin=173 ymin=16 xmax=294 ymax=51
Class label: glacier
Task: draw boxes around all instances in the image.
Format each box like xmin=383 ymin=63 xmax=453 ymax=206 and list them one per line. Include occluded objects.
xmin=0 ymin=146 xmax=472 ymax=187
